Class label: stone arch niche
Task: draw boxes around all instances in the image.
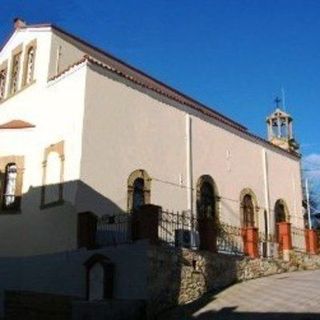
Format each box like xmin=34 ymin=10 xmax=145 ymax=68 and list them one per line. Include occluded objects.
xmin=84 ymin=254 xmax=114 ymax=301
xmin=239 ymin=188 xmax=259 ymax=258
xmin=127 ymin=169 xmax=151 ymax=213
xmin=41 ymin=141 xmax=64 ymax=208
xmin=196 ymin=175 xmax=219 ymax=252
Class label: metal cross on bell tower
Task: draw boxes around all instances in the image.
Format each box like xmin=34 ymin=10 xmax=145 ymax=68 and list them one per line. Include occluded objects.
xmin=274 ymin=96 xmax=281 ymax=108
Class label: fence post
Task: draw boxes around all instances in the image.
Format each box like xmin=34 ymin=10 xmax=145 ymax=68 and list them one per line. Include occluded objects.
xmin=198 ymin=218 xmax=217 ymax=253
xmin=278 ymin=222 xmax=292 ymax=261
xmin=77 ymin=212 xmax=97 ymax=249
xmin=242 ymin=227 xmax=259 ymax=258
xmin=305 ymin=229 xmax=318 ymax=255
xmin=132 ymin=204 xmax=161 ymax=244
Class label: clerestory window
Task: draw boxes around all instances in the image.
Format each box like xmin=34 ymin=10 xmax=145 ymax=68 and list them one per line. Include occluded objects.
xmin=10 ymin=52 xmax=21 ymax=94
xmin=0 ymin=68 xmax=7 ymax=101
xmin=23 ymin=46 xmax=35 ymax=86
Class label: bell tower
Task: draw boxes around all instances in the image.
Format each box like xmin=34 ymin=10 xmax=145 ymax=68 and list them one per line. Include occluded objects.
xmin=266 ymin=97 xmax=299 ymax=153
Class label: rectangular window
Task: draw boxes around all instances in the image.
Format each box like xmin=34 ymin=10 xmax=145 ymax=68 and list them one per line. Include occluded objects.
xmin=0 ymin=68 xmax=6 ymax=101
xmin=10 ymin=52 xmax=22 ymax=95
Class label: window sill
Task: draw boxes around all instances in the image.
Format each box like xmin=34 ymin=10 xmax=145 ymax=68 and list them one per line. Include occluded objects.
xmin=0 ymin=79 xmax=36 ymax=105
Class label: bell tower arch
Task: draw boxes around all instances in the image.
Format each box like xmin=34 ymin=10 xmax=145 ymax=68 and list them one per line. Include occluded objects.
xmin=266 ymin=97 xmax=299 ymax=153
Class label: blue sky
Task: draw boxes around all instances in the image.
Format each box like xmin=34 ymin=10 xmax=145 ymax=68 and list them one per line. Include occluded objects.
xmin=0 ymin=0 xmax=319 ymax=192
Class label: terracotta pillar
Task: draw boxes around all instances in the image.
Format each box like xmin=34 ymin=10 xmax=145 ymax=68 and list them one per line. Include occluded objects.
xmin=305 ymin=229 xmax=318 ymax=255
xmin=243 ymin=227 xmax=259 ymax=258
xmin=132 ymin=204 xmax=161 ymax=244
xmin=278 ymin=222 xmax=292 ymax=261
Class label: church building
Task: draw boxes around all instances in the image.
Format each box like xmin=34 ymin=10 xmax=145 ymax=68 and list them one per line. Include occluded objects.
xmin=0 ymin=18 xmax=304 ymax=257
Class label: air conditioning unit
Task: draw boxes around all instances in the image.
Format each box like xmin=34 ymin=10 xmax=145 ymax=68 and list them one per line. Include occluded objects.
xmin=175 ymin=229 xmax=199 ymax=249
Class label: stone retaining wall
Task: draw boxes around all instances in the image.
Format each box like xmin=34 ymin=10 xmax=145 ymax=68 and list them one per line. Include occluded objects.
xmin=148 ymin=247 xmax=320 ymax=317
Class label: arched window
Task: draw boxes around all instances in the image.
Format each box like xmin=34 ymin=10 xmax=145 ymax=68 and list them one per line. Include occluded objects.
xmin=274 ymin=199 xmax=289 ymax=242
xmin=127 ymin=170 xmax=151 ymax=212
xmin=196 ymin=175 xmax=218 ymax=220
xmin=240 ymin=188 xmax=258 ymax=228
xmin=275 ymin=200 xmax=287 ymax=224
xmin=0 ymin=156 xmax=24 ymax=212
xmin=198 ymin=181 xmax=215 ymax=219
xmin=243 ymin=195 xmax=255 ymax=227
xmin=132 ymin=178 xmax=145 ymax=211
xmin=24 ymin=46 xmax=35 ymax=85
xmin=196 ymin=175 xmax=219 ymax=252
xmin=3 ymin=163 xmax=17 ymax=209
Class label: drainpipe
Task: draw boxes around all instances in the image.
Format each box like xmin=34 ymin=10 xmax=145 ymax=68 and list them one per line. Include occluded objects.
xmin=262 ymin=148 xmax=271 ymax=257
xmin=186 ymin=114 xmax=193 ymax=222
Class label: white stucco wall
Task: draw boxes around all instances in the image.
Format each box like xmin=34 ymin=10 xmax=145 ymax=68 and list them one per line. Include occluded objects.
xmin=0 ymin=28 xmax=87 ymax=256
xmin=80 ymin=64 xmax=304 ymax=235
xmin=79 ymin=65 xmax=188 ymax=216
xmin=0 ymin=26 xmax=304 ymax=257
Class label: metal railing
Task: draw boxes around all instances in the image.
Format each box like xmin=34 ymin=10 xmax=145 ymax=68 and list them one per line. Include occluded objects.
xmin=96 ymin=210 xmax=245 ymax=254
xmin=95 ymin=210 xmax=310 ymax=257
xmin=158 ymin=210 xmax=195 ymax=247
xmin=291 ymin=226 xmax=306 ymax=252
xmin=217 ymin=222 xmax=244 ymax=255
xmin=96 ymin=213 xmax=132 ymax=246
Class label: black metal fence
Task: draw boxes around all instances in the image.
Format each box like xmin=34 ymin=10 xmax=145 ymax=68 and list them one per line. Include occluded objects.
xmin=96 ymin=213 xmax=132 ymax=246
xmin=95 ymin=210 xmax=308 ymax=256
xmin=96 ymin=210 xmax=245 ymax=255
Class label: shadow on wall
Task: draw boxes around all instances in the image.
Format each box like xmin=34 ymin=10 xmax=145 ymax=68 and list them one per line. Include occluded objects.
xmin=19 ymin=179 xmax=124 ymax=216
xmin=0 ymin=180 xmax=125 ymax=256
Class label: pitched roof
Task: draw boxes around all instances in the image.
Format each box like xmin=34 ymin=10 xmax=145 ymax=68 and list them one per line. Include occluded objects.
xmin=0 ymin=21 xmax=300 ymax=159
xmin=0 ymin=22 xmax=247 ymax=131
xmin=24 ymin=23 xmax=247 ymax=132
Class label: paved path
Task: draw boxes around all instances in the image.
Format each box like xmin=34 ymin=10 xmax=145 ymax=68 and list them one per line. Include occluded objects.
xmin=192 ymin=270 xmax=320 ymax=319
